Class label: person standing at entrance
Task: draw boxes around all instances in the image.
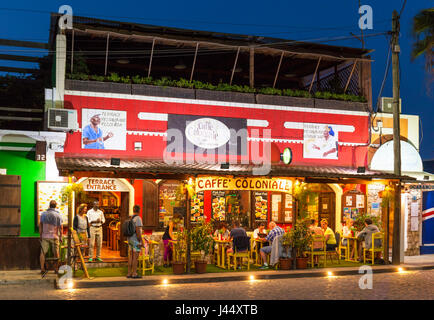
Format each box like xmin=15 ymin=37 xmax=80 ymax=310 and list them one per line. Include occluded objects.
xmin=87 ymin=201 xmax=105 ymax=262
xmin=39 ymin=200 xmax=63 ymax=276
xmin=127 ymin=205 xmax=143 ymax=279
xmin=162 ymin=220 xmax=174 ymax=268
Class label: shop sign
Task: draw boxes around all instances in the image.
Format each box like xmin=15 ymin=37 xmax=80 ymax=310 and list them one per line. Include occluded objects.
xmin=81 ymin=178 xmax=130 ymax=192
xmin=409 ymin=184 xmax=434 ymax=191
xmin=185 ymin=118 xmax=231 ymax=149
xmin=196 ymin=177 xmax=292 ymax=193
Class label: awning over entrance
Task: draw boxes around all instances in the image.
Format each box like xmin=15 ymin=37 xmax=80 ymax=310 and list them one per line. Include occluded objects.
xmin=55 ymin=155 xmax=413 ymax=182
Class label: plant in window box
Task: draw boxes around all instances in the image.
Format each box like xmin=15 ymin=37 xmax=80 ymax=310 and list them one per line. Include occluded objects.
xmin=190 ymin=220 xmax=215 ymax=274
xmin=288 ymin=219 xmax=312 ymax=269
xmin=279 ymin=227 xmax=293 ymax=270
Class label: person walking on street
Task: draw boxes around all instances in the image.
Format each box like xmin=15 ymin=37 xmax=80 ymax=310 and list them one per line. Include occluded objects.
xmin=127 ymin=205 xmax=144 ymax=279
xmin=87 ymin=201 xmax=105 ymax=262
xmin=40 ymin=200 xmax=63 ymax=277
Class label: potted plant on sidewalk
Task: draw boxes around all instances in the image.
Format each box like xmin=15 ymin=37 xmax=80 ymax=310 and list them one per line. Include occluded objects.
xmin=190 ymin=220 xmax=214 ymax=274
xmin=172 ymin=229 xmax=188 ymax=275
xmin=279 ymin=227 xmax=293 ymax=270
xmin=288 ymin=219 xmax=312 ymax=269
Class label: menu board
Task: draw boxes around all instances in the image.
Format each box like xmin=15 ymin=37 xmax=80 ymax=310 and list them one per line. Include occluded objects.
xmin=254 ymin=192 xmax=268 ymax=221
xmin=37 ymin=181 xmax=69 ymax=225
xmin=271 ymin=194 xmax=281 ymax=221
xmin=212 ymin=191 xmax=226 ymax=221
xmin=342 ymin=191 xmax=365 ymax=221
xmin=159 ymin=183 xmax=179 ymax=221
xmin=191 ymin=191 xmax=204 ymax=222
xmin=284 ymin=194 xmax=293 ymax=223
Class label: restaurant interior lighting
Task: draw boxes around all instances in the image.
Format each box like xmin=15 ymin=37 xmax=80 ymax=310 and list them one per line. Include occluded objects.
xmin=249 ymin=275 xmax=255 ymax=281
xmin=327 ymin=271 xmax=333 ymax=277
xmin=162 ymin=278 xmax=169 ymax=285
xmin=397 ymin=267 xmax=404 ymax=273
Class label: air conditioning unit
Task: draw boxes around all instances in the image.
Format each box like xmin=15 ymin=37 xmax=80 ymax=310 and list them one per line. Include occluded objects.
xmin=380 ymin=97 xmax=401 ymax=113
xmin=47 ymin=108 xmax=78 ymax=131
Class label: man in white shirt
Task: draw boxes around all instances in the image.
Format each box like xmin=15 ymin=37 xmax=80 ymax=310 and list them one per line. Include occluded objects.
xmin=87 ymin=201 xmax=106 ymax=262
xmin=312 ymin=125 xmax=338 ymax=159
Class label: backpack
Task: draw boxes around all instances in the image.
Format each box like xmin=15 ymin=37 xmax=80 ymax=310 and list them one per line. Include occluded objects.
xmin=122 ymin=215 xmax=138 ymax=237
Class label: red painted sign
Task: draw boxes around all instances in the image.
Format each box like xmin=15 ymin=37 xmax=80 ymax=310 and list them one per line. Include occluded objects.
xmin=62 ymin=91 xmax=370 ymax=167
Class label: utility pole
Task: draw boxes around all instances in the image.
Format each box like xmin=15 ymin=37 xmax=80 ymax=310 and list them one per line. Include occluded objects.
xmin=391 ymin=10 xmax=402 ymax=265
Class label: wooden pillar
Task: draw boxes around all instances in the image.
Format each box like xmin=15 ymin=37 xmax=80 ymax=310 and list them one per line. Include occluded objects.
xmin=148 ymin=38 xmax=155 ymax=78
xmin=249 ymin=47 xmax=254 ymax=88
xmin=308 ymin=57 xmax=321 ymax=93
xmin=190 ymin=42 xmax=199 ymax=82
xmin=273 ymin=51 xmax=284 ymax=88
xmin=230 ymin=47 xmax=240 ymax=85
xmin=185 ymin=182 xmax=191 ymax=273
xmin=104 ymin=33 xmax=110 ymax=76
xmin=344 ymin=60 xmax=358 ymax=93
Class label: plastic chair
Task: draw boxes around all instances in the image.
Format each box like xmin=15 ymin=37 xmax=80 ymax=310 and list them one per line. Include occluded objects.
xmin=138 ymin=240 xmax=158 ymax=275
xmin=325 ymin=232 xmax=340 ymax=265
xmin=338 ymin=232 xmax=349 ymax=260
xmin=227 ymin=236 xmax=250 ymax=271
xmin=304 ymin=234 xmax=326 ymax=268
xmin=363 ymin=232 xmax=384 ymax=265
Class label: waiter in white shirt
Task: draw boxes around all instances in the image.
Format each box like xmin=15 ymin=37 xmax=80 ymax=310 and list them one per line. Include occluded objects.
xmin=87 ymin=201 xmax=105 ymax=262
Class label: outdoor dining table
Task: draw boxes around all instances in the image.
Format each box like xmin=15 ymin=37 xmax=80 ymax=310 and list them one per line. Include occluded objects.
xmin=214 ymin=239 xmax=231 ymax=269
xmin=343 ymin=236 xmax=359 ymax=262
xmin=253 ymin=238 xmax=268 ymax=266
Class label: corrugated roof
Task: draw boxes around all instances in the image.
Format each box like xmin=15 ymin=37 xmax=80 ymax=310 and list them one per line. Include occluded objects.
xmin=55 ymin=155 xmax=411 ymax=181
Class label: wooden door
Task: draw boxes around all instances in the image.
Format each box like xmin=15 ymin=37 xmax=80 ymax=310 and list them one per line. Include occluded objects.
xmin=319 ymin=192 xmax=335 ymax=231
xmin=119 ymin=192 xmax=129 ymax=257
xmin=0 ymin=175 xmax=21 ymax=236
xmin=142 ymin=181 xmax=158 ymax=228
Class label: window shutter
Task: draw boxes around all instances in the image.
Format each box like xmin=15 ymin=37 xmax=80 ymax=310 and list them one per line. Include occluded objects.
xmin=142 ymin=181 xmax=158 ymax=228
xmin=0 ymin=175 xmax=21 ymax=236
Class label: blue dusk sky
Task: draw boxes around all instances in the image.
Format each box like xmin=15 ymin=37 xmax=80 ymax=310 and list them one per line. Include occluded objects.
xmin=0 ymin=0 xmax=432 ymax=160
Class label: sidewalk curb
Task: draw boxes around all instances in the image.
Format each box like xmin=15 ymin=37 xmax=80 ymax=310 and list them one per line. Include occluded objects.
xmin=71 ymin=264 xmax=434 ymax=289
xmin=0 ymin=278 xmax=56 ymax=287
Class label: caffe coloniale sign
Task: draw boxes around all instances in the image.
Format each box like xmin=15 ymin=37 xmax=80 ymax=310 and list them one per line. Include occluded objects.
xmin=185 ymin=118 xmax=231 ymax=149
xmin=196 ymin=177 xmax=293 ymax=193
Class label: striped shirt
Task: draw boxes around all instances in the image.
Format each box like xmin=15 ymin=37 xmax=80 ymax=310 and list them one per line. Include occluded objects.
xmin=266 ymin=226 xmax=285 ymax=244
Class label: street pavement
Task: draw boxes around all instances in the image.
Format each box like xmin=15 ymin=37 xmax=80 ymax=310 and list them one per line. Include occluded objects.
xmin=0 ymin=269 xmax=433 ymax=300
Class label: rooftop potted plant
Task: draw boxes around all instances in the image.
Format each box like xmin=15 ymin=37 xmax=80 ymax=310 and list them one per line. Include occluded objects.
xmin=190 ymin=220 xmax=215 ymax=273
xmin=288 ymin=219 xmax=312 ymax=269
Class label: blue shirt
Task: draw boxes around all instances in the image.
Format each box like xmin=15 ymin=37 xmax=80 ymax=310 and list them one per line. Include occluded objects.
xmin=266 ymin=226 xmax=285 ymax=244
xmin=82 ymin=124 xmax=105 ymax=149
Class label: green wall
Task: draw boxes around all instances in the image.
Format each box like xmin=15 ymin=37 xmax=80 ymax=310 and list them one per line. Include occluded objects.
xmin=0 ymin=149 xmax=45 ymax=237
